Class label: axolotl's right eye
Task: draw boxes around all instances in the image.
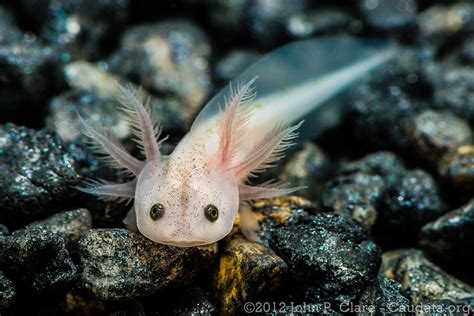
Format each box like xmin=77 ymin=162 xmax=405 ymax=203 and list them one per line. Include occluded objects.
xmin=150 ymin=203 xmax=165 ymax=220
xmin=204 ymin=204 xmax=219 ymax=222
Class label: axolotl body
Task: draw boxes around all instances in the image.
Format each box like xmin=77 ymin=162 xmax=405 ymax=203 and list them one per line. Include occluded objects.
xmin=80 ymin=36 xmax=394 ymax=247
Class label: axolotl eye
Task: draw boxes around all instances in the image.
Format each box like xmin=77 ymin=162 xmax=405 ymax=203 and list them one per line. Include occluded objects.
xmin=204 ymin=204 xmax=219 ymax=222
xmin=150 ymin=203 xmax=165 ymax=220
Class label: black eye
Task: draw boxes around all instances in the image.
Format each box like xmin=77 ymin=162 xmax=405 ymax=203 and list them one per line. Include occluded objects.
xmin=150 ymin=203 xmax=164 ymax=220
xmin=204 ymin=204 xmax=219 ymax=222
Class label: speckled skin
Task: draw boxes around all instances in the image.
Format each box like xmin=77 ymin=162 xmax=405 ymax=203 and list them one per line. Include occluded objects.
xmin=135 ymin=135 xmax=240 ymax=247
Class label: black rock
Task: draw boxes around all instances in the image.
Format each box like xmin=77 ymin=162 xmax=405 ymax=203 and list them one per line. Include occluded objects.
xmin=359 ymin=0 xmax=417 ymax=31
xmin=418 ymin=3 xmax=474 ymax=44
xmin=358 ymin=277 xmax=410 ymax=315
xmin=420 ymin=200 xmax=474 ymax=265
xmin=432 ymin=66 xmax=474 ymax=123
xmin=0 ymin=271 xmax=16 ymax=309
xmin=18 ymin=0 xmax=129 ymax=60
xmin=322 ymin=172 xmax=385 ymax=232
xmin=214 ymin=50 xmax=261 ymax=83
xmin=438 ymin=145 xmax=474 ymax=193
xmin=23 ymin=208 xmax=92 ymax=250
xmin=340 ymin=151 xmax=405 ymax=188
xmin=214 ymin=236 xmax=287 ymax=315
xmin=350 ymin=50 xmax=430 ymax=151
xmin=408 ymin=110 xmax=472 ymax=162
xmin=106 ymin=20 xmax=213 ymax=116
xmin=77 ymin=229 xmax=217 ymax=300
xmin=281 ymin=143 xmax=331 ymax=200
xmin=380 ymin=249 xmax=474 ymax=306
xmin=59 ymin=62 xmax=188 ymax=137
xmin=460 ymin=36 xmax=474 ymax=65
xmin=0 ymin=13 xmax=58 ymax=119
xmin=154 ymin=286 xmax=217 ymax=316
xmin=207 ymin=0 xmax=310 ymax=46
xmin=268 ymin=212 xmax=381 ymax=305
xmin=0 ymin=228 xmax=77 ymax=294
xmin=286 ymin=9 xmax=353 ymax=39
xmin=0 ymin=123 xmax=81 ymax=226
xmin=379 ymin=169 xmax=444 ymax=239
xmin=0 ymin=225 xmax=8 ymax=237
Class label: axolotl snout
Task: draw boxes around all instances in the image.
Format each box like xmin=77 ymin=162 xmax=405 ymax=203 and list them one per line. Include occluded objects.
xmin=79 ymin=37 xmax=395 ymax=247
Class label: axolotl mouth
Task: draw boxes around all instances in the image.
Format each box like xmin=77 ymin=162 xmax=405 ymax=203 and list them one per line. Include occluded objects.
xmin=160 ymin=239 xmax=210 ymax=247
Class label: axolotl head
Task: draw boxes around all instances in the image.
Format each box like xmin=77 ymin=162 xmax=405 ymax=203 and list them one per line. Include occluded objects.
xmin=134 ymin=154 xmax=240 ymax=247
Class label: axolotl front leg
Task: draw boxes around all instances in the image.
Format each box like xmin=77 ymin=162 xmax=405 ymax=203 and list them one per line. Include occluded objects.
xmin=78 ymin=80 xmax=303 ymax=247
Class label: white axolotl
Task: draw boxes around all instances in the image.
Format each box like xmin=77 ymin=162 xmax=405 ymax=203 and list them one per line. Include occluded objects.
xmin=79 ymin=36 xmax=394 ymax=247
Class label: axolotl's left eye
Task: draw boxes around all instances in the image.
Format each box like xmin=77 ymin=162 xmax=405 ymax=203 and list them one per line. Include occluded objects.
xmin=150 ymin=203 xmax=165 ymax=220
xmin=204 ymin=204 xmax=219 ymax=222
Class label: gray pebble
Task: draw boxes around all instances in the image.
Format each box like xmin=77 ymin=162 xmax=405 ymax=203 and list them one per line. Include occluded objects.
xmin=268 ymin=212 xmax=381 ymax=305
xmin=358 ymin=277 xmax=410 ymax=315
xmin=77 ymin=228 xmax=217 ymax=300
xmin=359 ymin=0 xmax=417 ymax=31
xmin=286 ymin=9 xmax=353 ymax=38
xmin=418 ymin=3 xmax=474 ymax=43
xmin=281 ymin=143 xmax=331 ymax=200
xmin=0 ymin=124 xmax=81 ymax=225
xmin=322 ymin=172 xmax=385 ymax=232
xmin=17 ymin=0 xmax=129 ymax=59
xmin=433 ymin=66 xmax=474 ymax=123
xmin=0 ymin=228 xmax=77 ymax=294
xmin=420 ymin=200 xmax=474 ymax=265
xmin=438 ymin=145 xmax=474 ymax=193
xmin=23 ymin=208 xmax=92 ymax=250
xmin=380 ymin=169 xmax=444 ymax=239
xmin=0 ymin=271 xmax=15 ymax=309
xmin=409 ymin=110 xmax=472 ymax=162
xmin=380 ymin=249 xmax=474 ymax=306
xmin=106 ymin=19 xmax=213 ymax=117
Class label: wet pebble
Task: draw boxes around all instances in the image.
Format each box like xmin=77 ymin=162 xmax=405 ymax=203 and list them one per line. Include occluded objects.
xmin=156 ymin=286 xmax=216 ymax=316
xmin=358 ymin=277 xmax=410 ymax=315
xmin=379 ymin=169 xmax=444 ymax=239
xmin=18 ymin=0 xmax=129 ymax=59
xmin=380 ymin=249 xmax=474 ymax=306
xmin=214 ymin=236 xmax=287 ymax=315
xmin=0 ymin=228 xmax=77 ymax=294
xmin=207 ymin=0 xmax=309 ymax=46
xmin=77 ymin=229 xmax=217 ymax=300
xmin=322 ymin=172 xmax=385 ymax=232
xmin=408 ymin=110 xmax=471 ymax=162
xmin=340 ymin=151 xmax=405 ymax=188
xmin=286 ymin=9 xmax=353 ymax=38
xmin=351 ymin=50 xmax=431 ymax=150
xmin=281 ymin=143 xmax=331 ymax=200
xmin=460 ymin=36 xmax=474 ymax=65
xmin=0 ymin=123 xmax=81 ymax=226
xmin=432 ymin=66 xmax=474 ymax=123
xmin=268 ymin=212 xmax=381 ymax=305
xmin=0 ymin=271 xmax=15 ymax=309
xmin=438 ymin=145 xmax=474 ymax=193
xmin=359 ymin=0 xmax=417 ymax=31
xmin=418 ymin=3 xmax=474 ymax=44
xmin=420 ymin=200 xmax=474 ymax=265
xmin=58 ymin=61 xmax=187 ymax=141
xmin=0 ymin=225 xmax=8 ymax=237
xmin=106 ymin=20 xmax=213 ymax=116
xmin=23 ymin=208 xmax=92 ymax=250
xmin=0 ymin=23 xmax=58 ymax=118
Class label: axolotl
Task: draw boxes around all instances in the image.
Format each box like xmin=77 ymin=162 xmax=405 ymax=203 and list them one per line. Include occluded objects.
xmin=79 ymin=36 xmax=394 ymax=247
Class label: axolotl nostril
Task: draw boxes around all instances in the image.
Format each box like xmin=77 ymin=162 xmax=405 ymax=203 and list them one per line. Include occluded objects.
xmin=78 ymin=36 xmax=395 ymax=247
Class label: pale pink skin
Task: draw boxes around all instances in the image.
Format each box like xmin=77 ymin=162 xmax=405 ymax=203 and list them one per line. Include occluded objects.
xmin=79 ymin=80 xmax=302 ymax=247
